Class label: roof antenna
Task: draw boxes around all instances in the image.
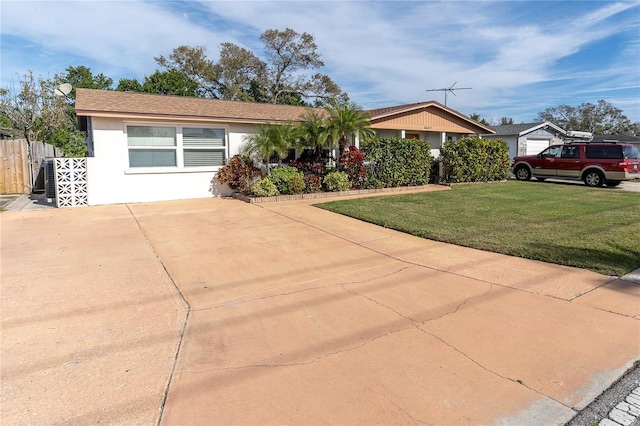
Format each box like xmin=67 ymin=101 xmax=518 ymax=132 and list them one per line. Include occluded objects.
xmin=426 ymin=82 xmax=471 ymax=106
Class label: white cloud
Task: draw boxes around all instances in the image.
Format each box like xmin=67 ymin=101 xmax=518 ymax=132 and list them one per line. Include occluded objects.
xmin=1 ymin=1 xmax=229 ymax=81
xmin=1 ymin=0 xmax=638 ymax=122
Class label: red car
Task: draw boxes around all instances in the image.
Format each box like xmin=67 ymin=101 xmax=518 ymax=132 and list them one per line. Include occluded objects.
xmin=511 ymin=142 xmax=640 ymax=187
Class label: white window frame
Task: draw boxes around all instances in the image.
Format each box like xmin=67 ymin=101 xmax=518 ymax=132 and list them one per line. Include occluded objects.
xmin=126 ymin=124 xmax=178 ymax=169
xmin=125 ymin=122 xmax=228 ymax=174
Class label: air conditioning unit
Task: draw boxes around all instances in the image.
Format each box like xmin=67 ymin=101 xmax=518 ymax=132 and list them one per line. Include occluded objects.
xmin=44 ymin=159 xmax=56 ymax=200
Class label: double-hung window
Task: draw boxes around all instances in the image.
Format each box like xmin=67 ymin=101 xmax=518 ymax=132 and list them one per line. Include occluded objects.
xmin=128 ymin=126 xmax=177 ymax=167
xmin=183 ymin=127 xmax=225 ymax=167
xmin=127 ymin=125 xmax=226 ymax=169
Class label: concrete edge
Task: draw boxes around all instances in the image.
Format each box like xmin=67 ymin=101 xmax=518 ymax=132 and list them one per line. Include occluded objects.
xmin=232 ymin=184 xmax=441 ymax=203
xmin=621 ymin=268 xmax=640 ymax=285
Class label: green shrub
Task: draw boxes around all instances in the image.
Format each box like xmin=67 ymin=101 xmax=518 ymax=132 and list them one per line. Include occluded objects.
xmin=216 ymin=155 xmax=265 ymax=194
xmin=250 ymin=178 xmax=279 ymax=197
xmin=46 ymin=128 xmax=87 ymax=157
xmin=323 ymin=171 xmax=351 ymax=192
xmin=362 ymin=138 xmax=431 ymax=187
xmin=269 ymin=166 xmax=306 ymax=194
xmin=364 ymin=177 xmax=386 ymax=189
xmin=441 ymin=137 xmax=510 ymax=183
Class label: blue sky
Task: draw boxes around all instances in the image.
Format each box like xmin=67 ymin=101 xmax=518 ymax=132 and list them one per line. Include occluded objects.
xmin=2 ymin=1 xmax=639 ymax=125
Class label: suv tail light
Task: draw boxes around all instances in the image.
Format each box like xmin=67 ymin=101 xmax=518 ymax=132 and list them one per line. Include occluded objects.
xmin=618 ymin=161 xmax=629 ymax=171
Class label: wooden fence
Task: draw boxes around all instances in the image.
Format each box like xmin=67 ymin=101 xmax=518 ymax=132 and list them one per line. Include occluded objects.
xmin=1 ymin=139 xmax=64 ymax=194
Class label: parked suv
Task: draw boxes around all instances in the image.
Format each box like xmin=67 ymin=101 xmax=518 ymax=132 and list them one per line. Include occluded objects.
xmin=511 ymin=142 xmax=640 ymax=187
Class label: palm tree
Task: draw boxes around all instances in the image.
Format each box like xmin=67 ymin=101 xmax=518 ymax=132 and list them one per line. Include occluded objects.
xmin=270 ymin=121 xmax=298 ymax=166
xmin=241 ymin=122 xmax=295 ymax=173
xmin=324 ymin=100 xmax=375 ymax=157
xmin=295 ymin=110 xmax=329 ymax=159
xmin=242 ymin=125 xmax=276 ymax=173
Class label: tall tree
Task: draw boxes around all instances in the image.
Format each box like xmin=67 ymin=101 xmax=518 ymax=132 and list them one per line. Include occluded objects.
xmin=260 ymin=28 xmax=322 ymax=104
xmin=155 ymin=45 xmax=218 ymax=98
xmin=155 ymin=28 xmax=348 ymax=105
xmin=215 ymin=43 xmax=266 ymax=101
xmin=537 ymin=100 xmax=640 ymax=135
xmin=54 ymin=65 xmax=113 ymax=101
xmin=469 ymin=113 xmax=490 ymax=126
xmin=0 ymin=71 xmax=85 ymax=186
xmin=141 ymin=69 xmax=200 ymax=96
xmin=1 ymin=71 xmax=67 ymax=146
xmin=323 ymin=100 xmax=375 ymax=156
xmin=116 ymin=78 xmax=143 ymax=92
xmin=499 ymin=117 xmax=514 ymax=125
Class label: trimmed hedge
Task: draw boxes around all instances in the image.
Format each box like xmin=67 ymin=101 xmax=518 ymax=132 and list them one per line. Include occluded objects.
xmin=441 ymin=136 xmax=510 ymax=183
xmin=362 ymin=138 xmax=431 ymax=187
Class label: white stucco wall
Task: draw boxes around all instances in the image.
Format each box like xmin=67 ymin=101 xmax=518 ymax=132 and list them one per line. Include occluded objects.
xmin=86 ymin=117 xmax=256 ymax=205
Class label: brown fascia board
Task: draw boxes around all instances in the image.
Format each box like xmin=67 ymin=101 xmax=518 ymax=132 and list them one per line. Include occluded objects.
xmin=74 ymin=88 xmax=323 ymax=124
xmin=78 ymin=110 xmax=302 ymax=125
xmin=367 ymin=101 xmax=495 ymax=134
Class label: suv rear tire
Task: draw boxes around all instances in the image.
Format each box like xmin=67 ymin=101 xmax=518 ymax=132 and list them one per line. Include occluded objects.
xmin=514 ymin=165 xmax=531 ymax=181
xmin=583 ymin=170 xmax=605 ymax=187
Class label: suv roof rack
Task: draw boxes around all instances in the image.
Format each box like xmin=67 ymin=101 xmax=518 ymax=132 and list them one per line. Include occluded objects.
xmin=566 ymin=140 xmax=620 ymax=144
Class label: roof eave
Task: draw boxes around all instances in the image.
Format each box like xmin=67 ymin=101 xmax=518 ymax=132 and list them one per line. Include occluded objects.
xmin=518 ymin=121 xmax=567 ymax=137
xmin=75 ymin=110 xmax=304 ymax=125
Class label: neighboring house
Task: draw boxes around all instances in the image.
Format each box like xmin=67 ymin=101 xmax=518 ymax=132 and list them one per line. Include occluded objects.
xmin=482 ymin=122 xmax=568 ymax=159
xmin=75 ymin=89 xmax=494 ymax=206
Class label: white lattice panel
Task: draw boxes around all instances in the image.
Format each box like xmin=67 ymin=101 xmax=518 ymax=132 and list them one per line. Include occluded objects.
xmin=54 ymin=158 xmax=88 ymax=207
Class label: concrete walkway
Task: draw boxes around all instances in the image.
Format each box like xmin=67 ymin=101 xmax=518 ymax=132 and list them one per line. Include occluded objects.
xmin=1 ymin=189 xmax=639 ymax=425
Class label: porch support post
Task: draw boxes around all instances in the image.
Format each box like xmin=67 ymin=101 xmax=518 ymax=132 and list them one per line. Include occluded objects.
xmin=354 ymin=133 xmax=360 ymax=149
xmin=441 ymin=132 xmax=446 ymax=148
xmin=400 ymin=130 xmax=406 ymax=139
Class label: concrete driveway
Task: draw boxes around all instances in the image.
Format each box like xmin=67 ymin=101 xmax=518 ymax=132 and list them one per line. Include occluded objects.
xmin=2 ymin=189 xmax=639 ymax=425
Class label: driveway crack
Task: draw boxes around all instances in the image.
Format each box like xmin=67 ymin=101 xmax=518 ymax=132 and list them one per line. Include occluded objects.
xmin=415 ymin=326 xmax=573 ymax=411
xmin=125 ymin=205 xmax=191 ymax=426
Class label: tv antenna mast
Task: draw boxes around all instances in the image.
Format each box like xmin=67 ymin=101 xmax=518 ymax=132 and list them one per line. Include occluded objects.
xmin=425 ymin=82 xmax=471 ymax=106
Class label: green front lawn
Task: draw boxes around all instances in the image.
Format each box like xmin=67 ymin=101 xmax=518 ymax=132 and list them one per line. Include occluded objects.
xmin=316 ymin=181 xmax=640 ymax=277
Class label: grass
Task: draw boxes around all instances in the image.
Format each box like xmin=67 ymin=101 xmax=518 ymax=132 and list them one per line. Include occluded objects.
xmin=316 ymin=181 xmax=640 ymax=277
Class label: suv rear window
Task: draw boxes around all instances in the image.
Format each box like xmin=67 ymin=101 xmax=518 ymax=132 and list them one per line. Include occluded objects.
xmin=622 ymin=145 xmax=640 ymax=159
xmin=585 ymin=145 xmax=623 ymax=159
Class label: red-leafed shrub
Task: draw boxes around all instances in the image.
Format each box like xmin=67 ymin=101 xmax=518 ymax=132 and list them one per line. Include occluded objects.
xmin=291 ymin=156 xmax=327 ymax=193
xmin=303 ymin=174 xmax=323 ymax=193
xmin=340 ymin=145 xmax=367 ymax=188
xmin=216 ymin=155 xmax=265 ymax=194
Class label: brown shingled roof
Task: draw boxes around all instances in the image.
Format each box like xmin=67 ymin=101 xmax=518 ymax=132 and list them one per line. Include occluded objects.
xmin=74 ymin=88 xmax=323 ymax=124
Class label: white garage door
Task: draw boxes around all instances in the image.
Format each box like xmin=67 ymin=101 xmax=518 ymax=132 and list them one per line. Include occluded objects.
xmin=526 ymin=139 xmax=551 ymax=155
